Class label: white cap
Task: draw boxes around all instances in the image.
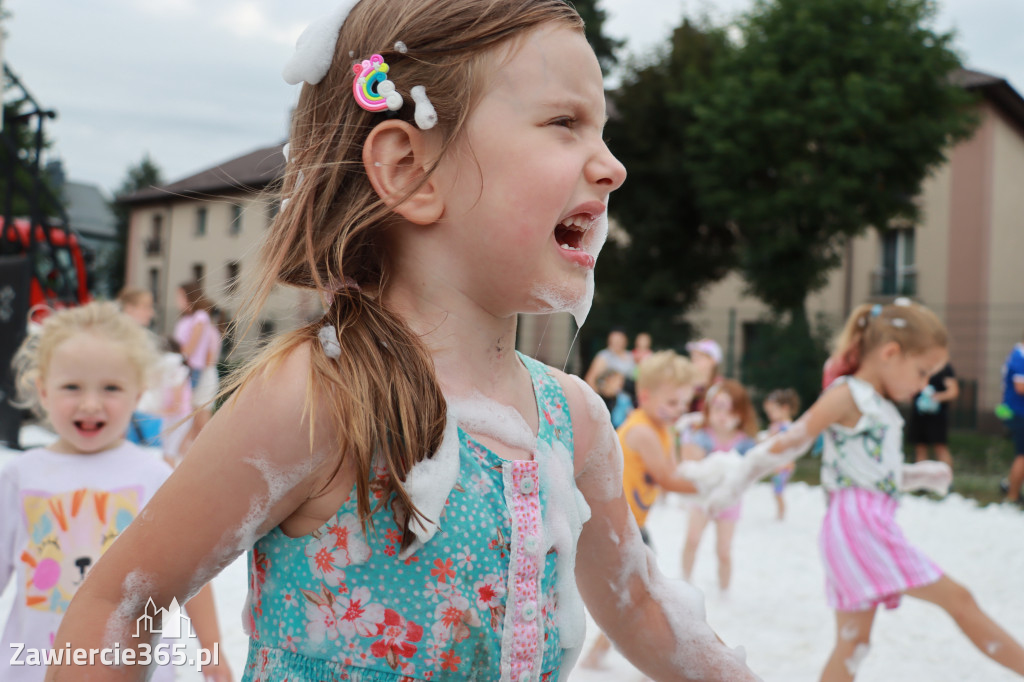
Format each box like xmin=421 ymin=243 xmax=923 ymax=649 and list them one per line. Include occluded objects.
xmin=685 ymin=338 xmax=722 ymax=365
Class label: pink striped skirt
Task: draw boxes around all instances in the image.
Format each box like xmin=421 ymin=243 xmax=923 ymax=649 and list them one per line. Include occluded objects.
xmin=819 ymin=487 xmax=942 ymax=612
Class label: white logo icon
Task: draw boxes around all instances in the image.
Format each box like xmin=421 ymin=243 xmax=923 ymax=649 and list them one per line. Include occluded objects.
xmin=134 ymin=598 xmax=196 ymax=639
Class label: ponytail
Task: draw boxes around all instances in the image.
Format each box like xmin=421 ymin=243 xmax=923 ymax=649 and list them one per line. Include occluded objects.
xmin=828 ymin=300 xmax=948 ymax=384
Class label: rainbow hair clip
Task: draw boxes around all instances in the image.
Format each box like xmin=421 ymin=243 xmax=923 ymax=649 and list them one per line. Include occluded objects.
xmin=353 ymin=54 xmax=404 ymax=112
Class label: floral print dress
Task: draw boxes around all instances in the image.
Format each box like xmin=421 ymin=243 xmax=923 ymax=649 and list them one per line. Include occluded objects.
xmin=242 ymin=353 xmax=577 ymax=682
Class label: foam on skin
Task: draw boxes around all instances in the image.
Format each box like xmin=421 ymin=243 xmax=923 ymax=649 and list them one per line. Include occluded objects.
xmin=565 ymin=374 xmax=623 ymax=502
xmin=447 ymin=392 xmax=536 ymax=452
xmin=538 ymin=439 xmax=592 ymax=677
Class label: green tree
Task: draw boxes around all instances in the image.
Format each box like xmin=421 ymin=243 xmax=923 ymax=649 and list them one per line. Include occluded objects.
xmin=588 ymin=20 xmax=736 ymax=353
xmin=572 ymin=0 xmax=623 ymax=75
xmin=108 ymin=155 xmax=163 ymax=295
xmin=684 ymin=0 xmax=977 ymax=398
xmin=687 ymin=0 xmax=976 ymax=318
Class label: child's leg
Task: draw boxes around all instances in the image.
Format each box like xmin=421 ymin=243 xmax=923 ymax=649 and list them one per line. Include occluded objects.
xmin=907 ymin=575 xmax=1024 ymax=674
xmin=581 ymin=632 xmax=612 ymax=668
xmin=775 ymin=493 xmax=786 ymax=520
xmin=714 ymin=519 xmax=736 ymax=591
xmin=682 ymin=507 xmax=710 ymax=581
xmin=914 ymin=443 xmax=929 ymax=463
xmin=933 ymin=444 xmax=953 ymax=468
xmin=820 ymin=607 xmax=877 ymax=682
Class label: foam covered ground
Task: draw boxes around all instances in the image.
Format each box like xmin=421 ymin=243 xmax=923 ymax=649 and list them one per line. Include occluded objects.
xmin=2 ymin=435 xmax=1022 ymax=681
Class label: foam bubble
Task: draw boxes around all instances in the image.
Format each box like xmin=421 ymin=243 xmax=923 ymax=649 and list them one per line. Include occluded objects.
xmin=448 ymin=392 xmax=535 ymax=452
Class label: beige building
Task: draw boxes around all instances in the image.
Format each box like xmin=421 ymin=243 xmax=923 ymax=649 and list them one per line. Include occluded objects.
xmin=122 ymin=141 xmax=586 ymax=371
xmin=122 ymin=143 xmax=322 ymax=354
xmin=692 ymin=70 xmax=1024 ymax=427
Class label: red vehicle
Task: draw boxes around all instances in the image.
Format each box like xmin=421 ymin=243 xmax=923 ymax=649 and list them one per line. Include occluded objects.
xmin=1 ymin=217 xmax=91 ymax=318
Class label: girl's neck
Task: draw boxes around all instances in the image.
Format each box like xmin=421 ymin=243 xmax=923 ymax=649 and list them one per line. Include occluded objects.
xmin=853 ymin=361 xmax=887 ymax=398
xmin=382 ymin=276 xmax=525 ymax=401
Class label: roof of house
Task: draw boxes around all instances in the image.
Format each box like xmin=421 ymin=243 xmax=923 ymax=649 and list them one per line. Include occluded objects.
xmin=951 ymin=68 xmax=1024 ymax=135
xmin=120 ymin=142 xmax=286 ymax=204
xmin=120 ymin=69 xmax=1024 ymax=207
xmin=63 ymin=180 xmax=117 ymax=239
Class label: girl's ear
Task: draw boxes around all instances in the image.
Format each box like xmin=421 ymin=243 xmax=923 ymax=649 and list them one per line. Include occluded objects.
xmin=363 ymin=120 xmax=443 ymax=225
xmin=879 ymin=340 xmax=902 ymax=361
xmin=35 ymin=376 xmax=49 ymax=411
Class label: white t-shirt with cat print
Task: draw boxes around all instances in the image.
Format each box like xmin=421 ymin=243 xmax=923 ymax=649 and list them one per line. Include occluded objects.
xmin=0 ymin=441 xmax=173 ymax=681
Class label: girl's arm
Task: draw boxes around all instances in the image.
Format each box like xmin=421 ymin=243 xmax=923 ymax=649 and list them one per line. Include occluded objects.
xmin=562 ymin=375 xmax=758 ymax=681
xmin=183 ymin=313 xmax=209 ymax=363
xmin=185 ymin=584 xmax=232 ymax=681
xmin=936 ymin=376 xmax=959 ymax=403
xmin=47 ymin=343 xmax=349 ymax=681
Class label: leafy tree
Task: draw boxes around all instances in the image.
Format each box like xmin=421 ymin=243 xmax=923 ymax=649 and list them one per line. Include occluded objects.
xmin=108 ymin=155 xmax=163 ymax=295
xmin=686 ymin=0 xmax=977 ymax=320
xmin=684 ymin=0 xmax=977 ymax=398
xmin=587 ymin=20 xmax=737 ymax=354
xmin=572 ymin=0 xmax=624 ymax=75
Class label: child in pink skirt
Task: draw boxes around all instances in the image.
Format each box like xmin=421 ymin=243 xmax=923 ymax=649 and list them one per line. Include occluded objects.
xmin=687 ymin=299 xmax=1024 ymax=680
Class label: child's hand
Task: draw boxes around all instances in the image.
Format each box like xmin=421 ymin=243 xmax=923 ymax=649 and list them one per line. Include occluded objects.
xmin=900 ymin=461 xmax=952 ymax=495
xmin=679 ymin=450 xmax=742 ymax=496
xmin=674 ymin=411 xmax=704 ymax=433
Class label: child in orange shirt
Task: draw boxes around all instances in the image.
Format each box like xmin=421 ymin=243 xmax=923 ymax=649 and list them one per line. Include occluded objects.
xmin=583 ymin=350 xmax=699 ymax=668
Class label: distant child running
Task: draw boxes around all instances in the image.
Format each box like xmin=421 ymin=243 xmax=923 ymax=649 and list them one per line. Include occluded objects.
xmin=0 ymin=302 xmax=230 ymax=682
xmin=48 ymin=2 xmax=756 ymax=681
xmin=690 ymin=300 xmax=1024 ymax=681
xmin=582 ymin=350 xmax=699 ymax=668
xmin=762 ymin=388 xmax=799 ymax=520
xmin=680 ymin=379 xmax=758 ymax=592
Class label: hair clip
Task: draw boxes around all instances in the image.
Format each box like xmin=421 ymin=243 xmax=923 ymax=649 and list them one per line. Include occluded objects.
xmin=871 ymin=304 xmax=883 ymax=317
xmin=353 ymin=54 xmax=404 ymax=112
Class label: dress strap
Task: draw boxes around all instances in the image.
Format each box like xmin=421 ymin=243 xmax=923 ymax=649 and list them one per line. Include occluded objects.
xmin=516 ymin=352 xmax=574 ymax=459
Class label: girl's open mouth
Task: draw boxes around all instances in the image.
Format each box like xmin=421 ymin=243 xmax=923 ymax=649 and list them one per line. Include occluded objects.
xmin=74 ymin=420 xmax=105 ymax=435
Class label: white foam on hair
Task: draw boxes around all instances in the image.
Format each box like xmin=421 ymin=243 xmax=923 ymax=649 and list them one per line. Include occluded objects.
xmin=103 ymin=570 xmax=156 ymax=649
xmin=410 ymin=85 xmax=438 ymax=130
xmin=399 ymin=411 xmax=460 ymax=559
xmin=447 ymin=392 xmax=535 ymax=452
xmin=282 ymin=1 xmax=358 ymax=85
xmin=845 ymin=643 xmax=870 ymax=675
xmin=394 ymin=41 xmax=408 ymax=53
xmin=537 ymin=439 xmax=592 ymax=675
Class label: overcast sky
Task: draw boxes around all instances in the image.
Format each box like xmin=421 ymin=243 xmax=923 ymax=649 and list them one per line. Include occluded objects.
xmin=4 ymin=0 xmax=1022 ymax=195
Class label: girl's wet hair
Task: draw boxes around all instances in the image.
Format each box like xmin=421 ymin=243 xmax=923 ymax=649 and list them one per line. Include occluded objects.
xmin=12 ymin=301 xmax=160 ymax=418
xmin=703 ymin=379 xmax=759 ymax=437
xmin=230 ymin=0 xmax=585 ymax=546
xmin=832 ymin=300 xmax=948 ymax=377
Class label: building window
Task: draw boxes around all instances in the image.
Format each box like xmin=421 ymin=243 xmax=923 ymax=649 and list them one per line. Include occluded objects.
xmin=873 ymin=227 xmax=916 ymax=296
xmin=192 ymin=263 xmax=205 ymax=283
xmin=196 ymin=207 xmax=207 ymax=237
xmin=225 ymin=260 xmax=240 ymax=294
xmin=230 ymin=204 xmax=242 ymax=236
xmin=145 ymin=215 xmax=163 ymax=256
xmin=148 ymin=267 xmax=160 ymax=305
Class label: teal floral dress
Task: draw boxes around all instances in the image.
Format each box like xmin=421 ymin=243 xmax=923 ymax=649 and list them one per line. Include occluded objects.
xmin=241 ymin=353 xmax=580 ymax=682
